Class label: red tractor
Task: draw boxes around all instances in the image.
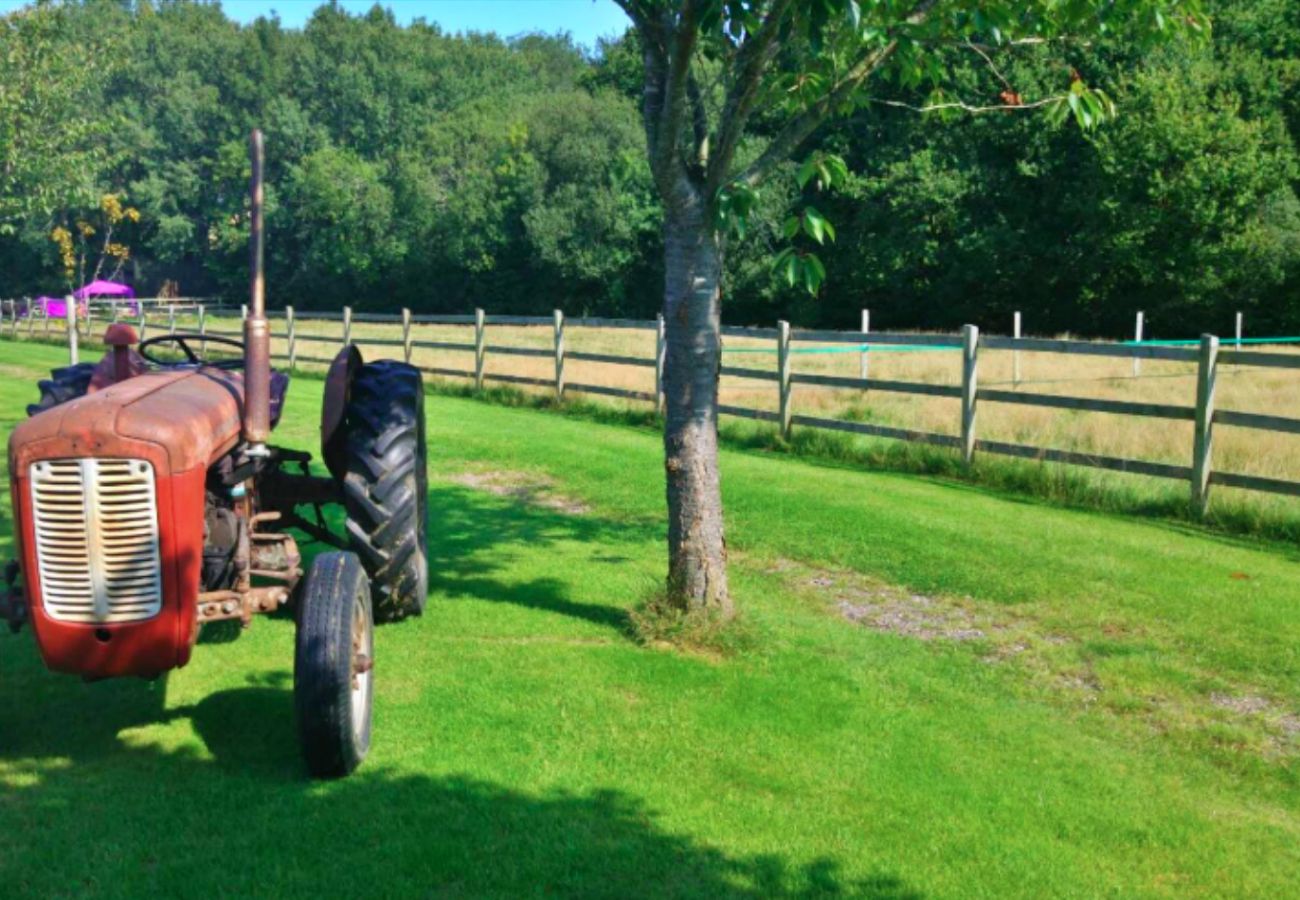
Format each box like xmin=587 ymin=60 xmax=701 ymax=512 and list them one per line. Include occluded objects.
xmin=0 ymin=132 xmax=427 ymax=777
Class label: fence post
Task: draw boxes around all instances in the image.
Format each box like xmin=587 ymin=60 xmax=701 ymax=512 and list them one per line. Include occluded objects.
xmin=859 ymin=308 xmax=870 ymax=382
xmin=778 ymin=320 xmax=792 ymax=438
xmin=1133 ymin=311 xmax=1144 ymax=377
xmin=241 ymin=303 xmax=248 ymax=322
xmin=286 ymin=305 xmax=297 ymax=370
xmin=1191 ymin=333 xmax=1219 ymax=516
xmin=9 ymin=300 xmax=19 ymax=336
xmin=401 ymin=307 xmax=413 ymax=363
xmin=197 ymin=303 xmax=207 ymax=353
xmin=66 ymin=295 xmax=78 ymax=365
xmin=43 ymin=302 xmax=52 ymax=338
xmin=168 ymin=304 xmax=176 ymax=335
xmin=342 ymin=305 xmax=352 ymax=348
xmin=553 ymin=309 xmax=566 ymax=402
xmin=961 ymin=324 xmax=979 ymax=465
xmin=655 ymin=313 xmax=666 ymax=416
xmin=474 ymin=308 xmax=486 ymax=391
xmin=1012 ymin=311 xmax=1022 ymax=387
xmin=138 ymin=306 xmax=146 ymax=341
xmin=83 ymin=301 xmax=93 ymax=339
xmin=26 ymin=301 xmax=36 ymax=336
xmin=1234 ymin=311 xmax=1243 ymax=349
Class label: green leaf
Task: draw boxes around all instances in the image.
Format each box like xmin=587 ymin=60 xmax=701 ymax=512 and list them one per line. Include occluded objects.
xmin=796 ymin=157 xmax=817 ymax=189
xmin=803 ymin=206 xmax=828 ymax=244
xmin=802 ymin=252 xmax=825 ymax=294
xmin=782 ymin=216 xmax=800 ymax=239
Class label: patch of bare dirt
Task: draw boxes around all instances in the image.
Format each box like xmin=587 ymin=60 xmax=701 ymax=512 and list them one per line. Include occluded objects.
xmin=793 ymin=566 xmax=1004 ymax=643
xmin=448 ymin=470 xmax=590 ymax=515
xmin=1211 ymin=692 xmax=1300 ymax=742
xmin=1210 ymin=693 xmax=1272 ymax=716
xmin=836 ymin=593 xmax=990 ymax=642
xmin=1056 ymin=670 xmax=1103 ymax=702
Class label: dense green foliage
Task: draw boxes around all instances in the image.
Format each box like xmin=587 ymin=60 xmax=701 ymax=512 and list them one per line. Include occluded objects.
xmin=0 ymin=0 xmax=1297 ymax=336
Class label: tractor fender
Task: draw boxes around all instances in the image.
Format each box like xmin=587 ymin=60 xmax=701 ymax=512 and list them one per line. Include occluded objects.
xmin=321 ymin=344 xmax=364 ymax=482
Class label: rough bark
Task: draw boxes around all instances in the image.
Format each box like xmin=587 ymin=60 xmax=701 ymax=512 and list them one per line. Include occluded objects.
xmin=661 ymin=199 xmax=731 ymax=616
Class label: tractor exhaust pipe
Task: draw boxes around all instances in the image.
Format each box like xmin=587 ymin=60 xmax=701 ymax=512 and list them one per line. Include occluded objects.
xmin=243 ymin=129 xmax=271 ymax=449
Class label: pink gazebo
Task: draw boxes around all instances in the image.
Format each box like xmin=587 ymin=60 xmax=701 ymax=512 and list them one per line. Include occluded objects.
xmin=38 ymin=281 xmax=138 ymax=319
xmin=76 ymin=280 xmax=139 ymax=315
xmin=72 ymin=279 xmax=135 ymax=301
xmin=35 ymin=296 xmax=67 ymax=318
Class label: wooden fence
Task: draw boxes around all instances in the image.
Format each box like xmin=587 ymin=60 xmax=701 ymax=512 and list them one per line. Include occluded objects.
xmin=2 ymin=300 xmax=1298 ymax=512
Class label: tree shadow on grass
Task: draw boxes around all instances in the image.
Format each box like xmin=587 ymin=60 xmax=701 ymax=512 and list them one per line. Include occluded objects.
xmin=0 ymin=669 xmax=920 ymax=898
xmin=426 ymin=483 xmax=662 ymax=634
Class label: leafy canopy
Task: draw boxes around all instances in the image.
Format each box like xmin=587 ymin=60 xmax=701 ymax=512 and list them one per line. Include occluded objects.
xmin=618 ymin=0 xmax=1208 ymax=292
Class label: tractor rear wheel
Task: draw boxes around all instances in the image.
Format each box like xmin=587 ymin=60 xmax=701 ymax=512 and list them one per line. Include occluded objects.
xmin=295 ymin=551 xmax=373 ymax=778
xmin=27 ymin=362 xmax=95 ymax=417
xmin=342 ymin=360 xmax=428 ymax=622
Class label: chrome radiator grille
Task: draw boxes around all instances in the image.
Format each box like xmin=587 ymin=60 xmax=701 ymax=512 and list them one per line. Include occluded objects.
xmin=29 ymin=458 xmax=163 ymax=624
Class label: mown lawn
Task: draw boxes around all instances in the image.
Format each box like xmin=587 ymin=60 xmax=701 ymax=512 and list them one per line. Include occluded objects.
xmin=0 ymin=339 xmax=1297 ymax=898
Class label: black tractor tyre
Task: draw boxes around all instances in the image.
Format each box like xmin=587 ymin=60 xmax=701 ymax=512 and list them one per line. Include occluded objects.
xmin=27 ymin=362 xmax=96 ymax=417
xmin=342 ymin=360 xmax=428 ymax=622
xmin=295 ymin=551 xmax=374 ymax=778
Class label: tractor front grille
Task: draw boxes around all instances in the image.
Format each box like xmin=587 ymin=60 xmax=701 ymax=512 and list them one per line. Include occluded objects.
xmin=29 ymin=458 xmax=163 ymax=624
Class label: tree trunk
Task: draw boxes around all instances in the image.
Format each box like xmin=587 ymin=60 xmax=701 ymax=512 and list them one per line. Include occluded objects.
xmin=661 ymin=202 xmax=732 ymax=616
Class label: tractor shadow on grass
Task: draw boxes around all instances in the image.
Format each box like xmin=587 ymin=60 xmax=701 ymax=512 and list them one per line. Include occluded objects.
xmin=425 ymin=482 xmax=661 ymax=635
xmin=0 ymin=668 xmax=920 ymax=899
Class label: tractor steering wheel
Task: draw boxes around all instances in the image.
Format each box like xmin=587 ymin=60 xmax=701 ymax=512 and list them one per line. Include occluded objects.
xmin=137 ymin=333 xmax=246 ymax=370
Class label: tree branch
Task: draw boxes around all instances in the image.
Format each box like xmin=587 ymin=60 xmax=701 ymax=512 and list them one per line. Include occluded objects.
xmin=653 ymin=0 xmax=701 ymax=187
xmin=867 ymin=95 xmax=1066 ymax=114
xmin=707 ymin=0 xmax=794 ymax=193
xmin=734 ymin=0 xmax=938 ymax=189
xmin=964 ymin=39 xmax=1014 ymax=93
xmin=734 ymin=41 xmax=895 ymax=188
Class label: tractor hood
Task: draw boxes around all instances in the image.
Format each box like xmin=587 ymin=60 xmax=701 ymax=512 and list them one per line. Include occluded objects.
xmin=9 ymin=368 xmax=246 ymax=475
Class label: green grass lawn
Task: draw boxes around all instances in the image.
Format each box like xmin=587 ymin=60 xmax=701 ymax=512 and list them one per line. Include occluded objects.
xmin=0 ymin=340 xmax=1297 ymax=898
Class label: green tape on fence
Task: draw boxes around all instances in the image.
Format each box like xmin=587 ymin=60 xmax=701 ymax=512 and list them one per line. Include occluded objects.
xmin=724 ymin=335 xmax=1300 ymax=354
xmin=723 ymin=343 xmax=956 ymax=355
xmin=1126 ymin=336 xmax=1300 ymax=347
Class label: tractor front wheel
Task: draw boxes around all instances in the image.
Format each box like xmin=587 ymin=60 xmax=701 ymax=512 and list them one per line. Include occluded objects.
xmin=294 ymin=551 xmax=373 ymax=778
xmin=342 ymin=360 xmax=428 ymax=621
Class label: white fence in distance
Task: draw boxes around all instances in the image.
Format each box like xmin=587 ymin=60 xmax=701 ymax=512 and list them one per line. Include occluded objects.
xmin=1 ymin=299 xmax=1296 ymax=512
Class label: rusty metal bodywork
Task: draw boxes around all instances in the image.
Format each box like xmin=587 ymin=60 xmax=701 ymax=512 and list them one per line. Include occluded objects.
xmin=4 ymin=351 xmax=347 ymax=677
xmin=9 ymin=369 xmax=242 ymax=676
